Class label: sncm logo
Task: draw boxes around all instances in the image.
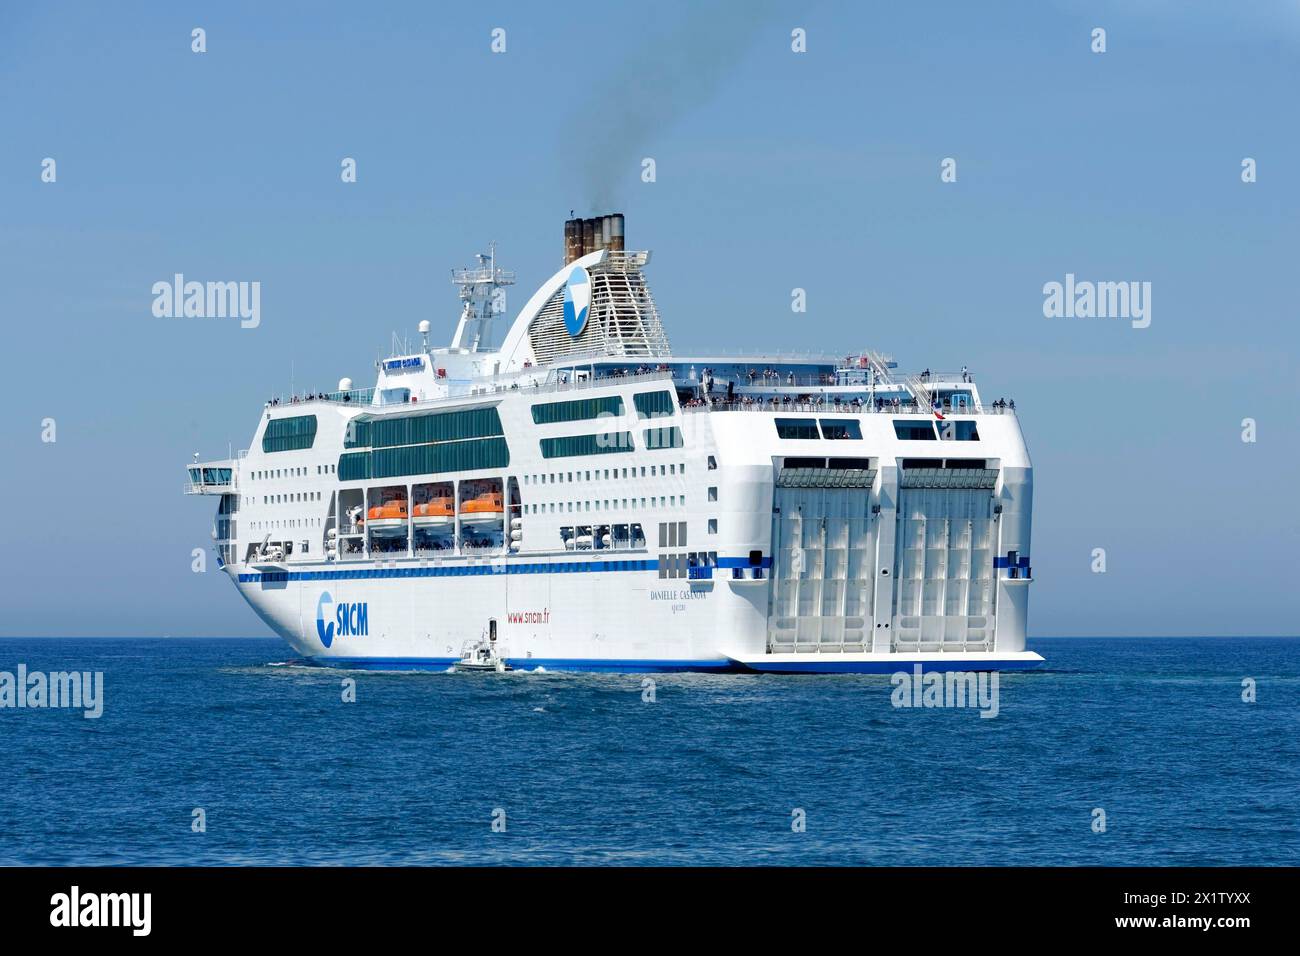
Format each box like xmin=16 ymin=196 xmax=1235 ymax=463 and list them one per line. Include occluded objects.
xmin=316 ymin=591 xmax=368 ymax=649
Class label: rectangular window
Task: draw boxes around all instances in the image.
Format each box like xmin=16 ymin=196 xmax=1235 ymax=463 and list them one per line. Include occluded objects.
xmin=344 ymin=419 xmax=370 ymax=449
xmin=937 ymin=420 xmax=981 ymax=441
xmin=339 ymin=437 xmax=510 ymax=480
xmin=678 ymin=521 xmax=687 ymax=547
xmin=369 ymin=437 xmax=510 ymax=477
xmin=633 ymin=390 xmax=675 ymax=419
xmin=262 ymin=415 xmax=318 ymax=453
xmin=338 ymin=452 xmax=371 ymax=481
xmin=531 ymin=395 xmax=624 ymax=425
xmin=775 ymin=418 xmax=820 ymax=440
xmin=643 ymin=426 xmax=684 ymax=450
xmin=819 ymin=419 xmax=863 ymax=440
xmin=707 ymin=518 xmax=717 ymax=534
xmin=893 ymin=420 xmax=937 ymax=441
xmin=539 ymin=432 xmax=635 ymax=459
xmin=707 ymin=486 xmax=718 ymax=502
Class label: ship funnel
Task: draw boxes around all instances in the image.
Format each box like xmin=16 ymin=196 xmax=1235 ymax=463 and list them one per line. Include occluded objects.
xmin=564 ymin=218 xmax=583 ymax=265
xmin=565 ymin=212 xmax=626 ymax=263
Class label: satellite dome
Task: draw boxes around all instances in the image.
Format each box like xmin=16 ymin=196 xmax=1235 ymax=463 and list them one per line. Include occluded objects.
xmin=338 ymin=377 xmax=353 ymax=391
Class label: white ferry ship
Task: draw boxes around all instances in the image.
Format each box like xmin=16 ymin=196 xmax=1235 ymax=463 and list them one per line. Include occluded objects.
xmin=186 ymin=214 xmax=1041 ymax=673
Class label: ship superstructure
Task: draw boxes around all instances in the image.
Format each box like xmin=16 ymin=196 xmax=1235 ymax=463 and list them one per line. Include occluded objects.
xmin=186 ymin=214 xmax=1040 ymax=673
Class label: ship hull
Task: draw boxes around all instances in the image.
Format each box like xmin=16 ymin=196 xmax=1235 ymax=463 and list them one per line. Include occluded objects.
xmin=231 ymin=561 xmax=1041 ymax=675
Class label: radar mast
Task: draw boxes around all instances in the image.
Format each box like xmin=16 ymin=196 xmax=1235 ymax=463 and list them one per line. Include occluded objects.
xmin=450 ymin=242 xmax=516 ymax=352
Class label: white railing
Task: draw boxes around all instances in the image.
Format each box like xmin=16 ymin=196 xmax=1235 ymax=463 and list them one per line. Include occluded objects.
xmin=682 ymin=400 xmax=1011 ymax=415
xmin=501 ymin=368 xmax=673 ymax=398
xmin=184 ymin=479 xmax=237 ymax=494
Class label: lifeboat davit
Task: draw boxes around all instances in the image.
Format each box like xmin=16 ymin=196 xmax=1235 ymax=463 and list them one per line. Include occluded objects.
xmin=459 ymin=491 xmax=504 ymax=525
xmin=366 ymin=500 xmax=408 ymax=535
xmin=412 ymin=496 xmax=455 ymax=528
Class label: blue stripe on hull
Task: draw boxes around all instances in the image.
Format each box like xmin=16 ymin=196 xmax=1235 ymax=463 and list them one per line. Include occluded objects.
xmin=307 ymin=656 xmax=741 ymax=674
xmin=308 ymin=657 xmax=460 ymax=671
xmin=740 ymin=658 xmax=1045 ymax=674
xmin=237 ymin=553 xmax=771 ymax=584
xmin=300 ymin=656 xmax=1043 ymax=675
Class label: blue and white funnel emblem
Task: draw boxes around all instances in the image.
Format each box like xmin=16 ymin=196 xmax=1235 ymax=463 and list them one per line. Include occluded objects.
xmin=316 ymin=590 xmax=335 ymax=648
xmin=562 ymin=266 xmax=591 ymax=337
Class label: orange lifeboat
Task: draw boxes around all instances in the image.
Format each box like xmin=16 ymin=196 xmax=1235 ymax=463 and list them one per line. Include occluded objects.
xmin=412 ymin=493 xmax=454 ymax=527
xmin=366 ymin=497 xmax=408 ymax=534
xmin=459 ymin=491 xmax=504 ymax=523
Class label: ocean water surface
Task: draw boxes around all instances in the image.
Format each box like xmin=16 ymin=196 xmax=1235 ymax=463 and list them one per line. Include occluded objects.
xmin=1 ymin=636 xmax=1296 ymax=866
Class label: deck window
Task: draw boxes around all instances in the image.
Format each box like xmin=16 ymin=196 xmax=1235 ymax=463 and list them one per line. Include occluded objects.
xmin=893 ymin=421 xmax=937 ymax=441
xmin=633 ymin=390 xmax=676 ymax=419
xmin=339 ymin=438 xmax=509 ymax=480
xmin=643 ymin=426 xmax=684 ymax=450
xmin=819 ymin=419 xmax=862 ymax=440
xmin=262 ymin=415 xmax=317 ymax=453
xmin=540 ymin=432 xmax=635 ymax=459
xmin=775 ymin=418 xmax=820 ymax=440
xmin=938 ymin=420 xmax=981 ymax=441
xmin=532 ymin=395 xmax=624 ymax=424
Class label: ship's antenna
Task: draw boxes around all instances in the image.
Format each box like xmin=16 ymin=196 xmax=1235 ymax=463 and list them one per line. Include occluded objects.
xmin=450 ymin=244 xmax=516 ymax=353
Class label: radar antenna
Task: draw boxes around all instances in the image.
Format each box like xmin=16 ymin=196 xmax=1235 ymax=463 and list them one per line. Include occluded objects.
xmin=450 ymin=242 xmax=516 ymax=352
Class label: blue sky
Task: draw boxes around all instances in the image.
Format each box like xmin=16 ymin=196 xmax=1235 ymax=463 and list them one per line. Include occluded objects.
xmin=1 ymin=1 xmax=1296 ymax=636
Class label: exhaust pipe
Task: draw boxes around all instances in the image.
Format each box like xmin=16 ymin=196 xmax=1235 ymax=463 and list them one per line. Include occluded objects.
xmin=564 ymin=218 xmax=583 ymax=265
xmin=565 ymin=212 xmax=627 ymax=262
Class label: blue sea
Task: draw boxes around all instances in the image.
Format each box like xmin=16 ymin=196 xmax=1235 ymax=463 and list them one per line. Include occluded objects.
xmin=1 ymin=637 xmax=1296 ymax=866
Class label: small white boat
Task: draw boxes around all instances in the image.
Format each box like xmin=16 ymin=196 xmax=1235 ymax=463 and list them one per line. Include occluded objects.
xmin=456 ymin=636 xmax=511 ymax=673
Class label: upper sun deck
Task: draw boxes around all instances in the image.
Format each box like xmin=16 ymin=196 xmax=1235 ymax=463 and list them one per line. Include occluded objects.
xmin=259 ymin=358 xmax=1013 ymax=430
xmin=253 ymin=212 xmax=1018 ymax=428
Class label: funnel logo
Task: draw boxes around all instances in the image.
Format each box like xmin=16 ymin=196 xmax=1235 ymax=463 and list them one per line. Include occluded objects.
xmin=563 ymin=266 xmax=591 ymax=337
xmin=316 ymin=590 xmax=335 ymax=648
